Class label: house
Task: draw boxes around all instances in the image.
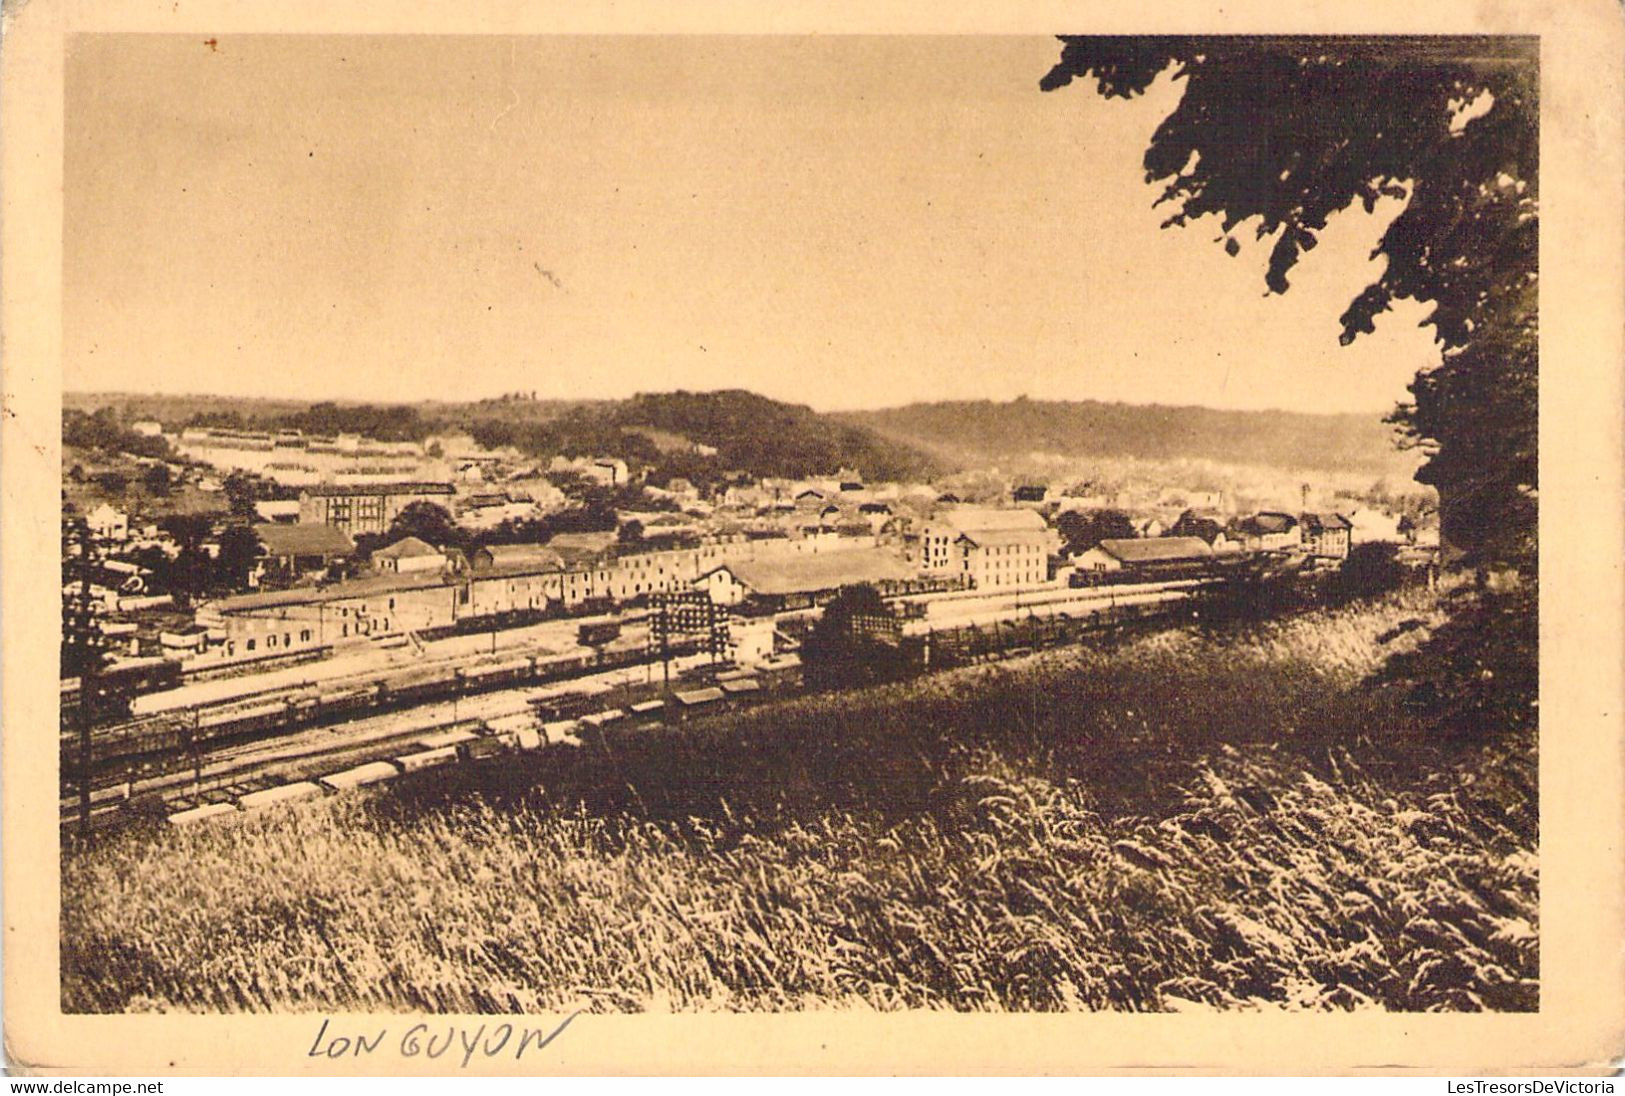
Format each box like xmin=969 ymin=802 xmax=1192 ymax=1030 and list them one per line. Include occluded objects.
xmin=1167 ymin=509 xmax=1241 ymax=551
xmin=131 ymin=420 xmax=164 ymax=437
xmin=1168 ymin=509 xmax=1226 ymax=544
xmin=1074 ymin=536 xmax=1214 ymax=574
xmin=253 ymin=522 xmax=356 ymax=575
xmin=952 ymin=529 xmax=1050 ymax=589
xmin=1347 ymin=508 xmax=1403 ymax=545
xmin=694 ymin=548 xmax=914 ymax=613
xmin=370 ymin=536 xmax=448 ymax=575
xmin=298 ymin=482 xmax=455 ymax=536
xmin=469 ymin=543 xmax=565 ymax=574
xmin=1136 ymin=516 xmax=1166 ymax=539
xmin=85 ymin=503 xmax=129 ymax=542
xmin=593 ymin=458 xmax=629 ymax=487
xmin=1234 ymin=511 xmax=1302 ymax=552
xmin=1299 ymin=512 xmax=1353 ymax=560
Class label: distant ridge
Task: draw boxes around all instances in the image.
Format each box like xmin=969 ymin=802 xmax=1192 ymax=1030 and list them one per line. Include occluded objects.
xmin=67 ymin=388 xmax=943 ymax=484
xmin=65 ymin=390 xmax=1416 ymax=480
xmin=837 ymin=398 xmax=1417 ymax=477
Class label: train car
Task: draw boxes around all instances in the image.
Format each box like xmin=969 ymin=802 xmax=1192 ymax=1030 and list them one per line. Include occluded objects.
xmin=463 ymin=656 xmax=533 ymax=690
xmin=627 ymin=698 xmax=666 ymax=726
xmin=577 ymin=620 xmax=623 ymax=648
xmin=63 ymin=657 xmax=185 ymax=726
xmin=530 ymin=683 xmax=613 ymax=722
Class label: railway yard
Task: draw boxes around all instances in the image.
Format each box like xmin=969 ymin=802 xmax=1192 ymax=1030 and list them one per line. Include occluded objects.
xmin=62 ymin=575 xmax=1226 ymax=832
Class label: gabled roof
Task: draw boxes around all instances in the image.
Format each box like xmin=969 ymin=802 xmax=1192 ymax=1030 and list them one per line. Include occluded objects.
xmin=1094 ymin=537 xmax=1214 ymax=563
xmin=703 ymin=549 xmax=913 ymax=596
xmin=936 ymin=507 xmax=1048 ymax=534
xmin=1240 ymin=511 xmax=1299 ymax=535
xmin=251 ymin=522 xmax=356 ymax=558
xmin=477 ymin=544 xmax=565 ymax=574
xmin=956 ymin=528 xmax=1050 ymax=548
xmin=1299 ymin=512 xmax=1353 ymax=532
xmin=372 ymin=536 xmax=441 ymax=560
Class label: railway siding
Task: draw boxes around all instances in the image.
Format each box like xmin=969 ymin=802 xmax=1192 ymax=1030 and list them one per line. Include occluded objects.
xmin=78 ymin=577 xmax=1266 ymax=834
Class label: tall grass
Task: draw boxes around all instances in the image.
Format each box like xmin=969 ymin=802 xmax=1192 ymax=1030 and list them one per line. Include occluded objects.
xmin=62 ymin=588 xmax=1536 ymax=1013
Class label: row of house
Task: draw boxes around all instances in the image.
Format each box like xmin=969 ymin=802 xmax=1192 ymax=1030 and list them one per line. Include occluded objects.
xmin=1164 ymin=509 xmax=1353 ymax=557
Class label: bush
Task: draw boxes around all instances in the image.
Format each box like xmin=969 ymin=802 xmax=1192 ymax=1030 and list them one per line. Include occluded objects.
xmin=1335 ymin=542 xmax=1405 ymax=601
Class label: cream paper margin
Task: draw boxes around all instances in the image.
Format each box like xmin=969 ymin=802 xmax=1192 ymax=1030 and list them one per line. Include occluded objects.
xmin=2 ymin=0 xmax=1621 ymax=1076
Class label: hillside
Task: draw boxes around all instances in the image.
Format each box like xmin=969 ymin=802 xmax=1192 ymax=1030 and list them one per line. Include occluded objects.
xmin=840 ymin=398 xmax=1418 ymax=477
xmin=66 ymin=389 xmax=943 ymax=484
xmin=609 ymin=390 xmax=940 ymax=482
xmin=62 ymin=590 xmax=1538 ymax=1013
xmin=453 ymin=390 xmax=942 ymax=483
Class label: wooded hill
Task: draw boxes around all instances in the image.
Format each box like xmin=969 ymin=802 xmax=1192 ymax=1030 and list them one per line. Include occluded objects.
xmin=839 ymin=398 xmax=1416 ymax=476
xmin=68 ymin=390 xmax=1414 ymax=482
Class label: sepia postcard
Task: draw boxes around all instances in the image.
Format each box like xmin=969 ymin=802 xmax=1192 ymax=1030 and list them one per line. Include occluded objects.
xmin=3 ymin=0 xmax=1623 ymax=1077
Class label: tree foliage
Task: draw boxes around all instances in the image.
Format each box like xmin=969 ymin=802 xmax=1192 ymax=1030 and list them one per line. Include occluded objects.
xmin=385 ymin=502 xmax=469 ymax=553
xmin=215 ymin=524 xmax=264 ymax=591
xmin=1042 ymin=36 xmax=1537 ymax=568
xmin=801 ymin=585 xmax=909 ymax=689
xmin=62 ymin=408 xmax=172 ymax=461
xmin=1055 ymin=507 xmax=1137 ymax=554
xmin=1332 ymin=541 xmax=1405 ymax=602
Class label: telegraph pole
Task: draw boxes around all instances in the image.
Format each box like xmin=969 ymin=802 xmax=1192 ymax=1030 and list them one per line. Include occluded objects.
xmin=62 ymin=517 xmax=104 ymax=839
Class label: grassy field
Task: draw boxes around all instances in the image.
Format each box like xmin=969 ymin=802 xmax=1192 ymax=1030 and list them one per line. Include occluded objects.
xmin=61 ymin=588 xmax=1537 ymax=1013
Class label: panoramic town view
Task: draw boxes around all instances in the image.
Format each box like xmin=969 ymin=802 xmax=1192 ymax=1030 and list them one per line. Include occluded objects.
xmin=59 ymin=34 xmax=1537 ymax=1015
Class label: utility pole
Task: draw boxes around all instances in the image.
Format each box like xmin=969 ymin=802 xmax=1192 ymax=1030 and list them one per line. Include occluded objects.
xmin=62 ymin=517 xmax=105 ymax=840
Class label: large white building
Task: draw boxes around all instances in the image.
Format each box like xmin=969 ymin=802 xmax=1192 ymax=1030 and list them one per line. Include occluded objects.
xmin=918 ymin=508 xmax=1053 ymax=589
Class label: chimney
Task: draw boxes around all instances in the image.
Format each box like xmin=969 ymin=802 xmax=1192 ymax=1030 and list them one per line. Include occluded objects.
xmin=1300 ymin=482 xmax=1311 ymax=513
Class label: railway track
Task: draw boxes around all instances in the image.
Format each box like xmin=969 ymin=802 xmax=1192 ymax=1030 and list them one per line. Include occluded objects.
xmin=61 ymin=648 xmax=757 ymax=832
xmin=61 ymin=574 xmax=1250 ymax=832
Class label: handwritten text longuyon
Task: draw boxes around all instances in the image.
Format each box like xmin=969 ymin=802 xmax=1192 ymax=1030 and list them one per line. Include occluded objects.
xmin=306 ymin=1015 xmax=579 ymax=1067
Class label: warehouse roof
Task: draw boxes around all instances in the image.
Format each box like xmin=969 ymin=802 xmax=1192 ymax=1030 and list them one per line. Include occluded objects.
xmin=209 ymin=570 xmax=452 ymax=613
xmin=251 ymin=522 xmax=356 ymax=558
xmin=302 ymin=482 xmax=454 ymax=497
xmin=1095 ymin=537 xmax=1214 ymax=564
xmin=705 ymin=549 xmax=913 ymax=596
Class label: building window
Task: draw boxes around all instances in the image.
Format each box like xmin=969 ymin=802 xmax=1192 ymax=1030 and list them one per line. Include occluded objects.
xmin=388 ymin=597 xmax=395 ymax=610
xmin=268 ymin=635 xmax=277 ymax=648
xmin=300 ymin=629 xmax=312 ymax=642
xmin=246 ymin=639 xmax=256 ymax=651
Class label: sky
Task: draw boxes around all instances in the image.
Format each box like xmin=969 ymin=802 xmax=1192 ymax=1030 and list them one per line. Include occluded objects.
xmin=64 ymin=35 xmax=1442 ymax=415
